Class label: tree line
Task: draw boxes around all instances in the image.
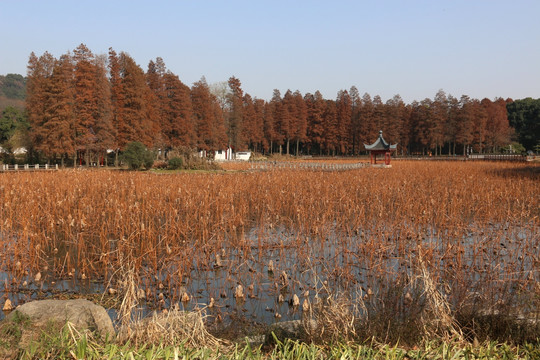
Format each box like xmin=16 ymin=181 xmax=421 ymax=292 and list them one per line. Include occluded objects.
xmin=3 ymin=44 xmax=537 ymax=165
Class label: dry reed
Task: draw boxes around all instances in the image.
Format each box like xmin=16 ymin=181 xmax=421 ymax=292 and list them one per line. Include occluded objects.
xmin=117 ymin=306 xmax=230 ymax=350
xmin=0 ymin=161 xmax=538 ymax=344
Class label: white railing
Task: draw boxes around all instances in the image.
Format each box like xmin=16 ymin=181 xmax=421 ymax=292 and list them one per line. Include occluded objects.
xmin=0 ymin=164 xmax=59 ymax=171
xmin=467 ymin=154 xmax=525 ymax=161
xmin=249 ymin=161 xmax=367 ymax=172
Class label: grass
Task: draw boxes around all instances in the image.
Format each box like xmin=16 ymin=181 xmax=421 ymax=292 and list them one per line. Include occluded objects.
xmin=0 ymin=311 xmax=31 ymax=356
xmin=3 ymin=321 xmax=539 ymax=360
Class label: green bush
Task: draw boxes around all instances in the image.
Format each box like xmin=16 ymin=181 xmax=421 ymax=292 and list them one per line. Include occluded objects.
xmin=168 ymin=156 xmax=184 ymax=170
xmin=121 ymin=142 xmax=154 ymax=170
xmin=502 ymin=142 xmax=526 ymax=154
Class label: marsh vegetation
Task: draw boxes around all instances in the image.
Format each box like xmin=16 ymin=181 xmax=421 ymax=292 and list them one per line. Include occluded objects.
xmin=0 ymin=161 xmax=539 ymax=351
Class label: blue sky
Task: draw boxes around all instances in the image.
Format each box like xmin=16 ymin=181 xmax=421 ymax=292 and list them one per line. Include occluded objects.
xmin=1 ymin=0 xmax=539 ymax=103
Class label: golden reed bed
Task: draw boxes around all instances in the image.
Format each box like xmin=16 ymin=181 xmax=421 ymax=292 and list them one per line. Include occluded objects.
xmin=0 ymin=161 xmax=538 ymax=335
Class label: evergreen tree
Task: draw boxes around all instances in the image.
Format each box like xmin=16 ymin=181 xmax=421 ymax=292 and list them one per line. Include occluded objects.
xmin=116 ymin=52 xmax=155 ymax=148
xmin=262 ymin=101 xmax=276 ymax=153
xmin=73 ymin=44 xmax=115 ymax=165
xmin=506 ymin=98 xmax=540 ymax=151
xmin=322 ymin=100 xmax=338 ymax=155
xmin=241 ymin=94 xmax=257 ymax=151
xmin=108 ymin=48 xmax=124 ymax=162
xmin=336 ymin=90 xmax=352 ymax=154
xmin=349 ymin=86 xmax=361 ymax=154
xmin=305 ymin=91 xmax=326 ymax=155
xmin=384 ymin=95 xmax=406 ymax=154
xmin=456 ymin=95 xmax=475 ymax=156
xmin=483 ymin=98 xmax=511 ymax=152
xmin=431 ymin=90 xmax=448 ymax=156
xmin=39 ymin=55 xmax=76 ymax=163
xmin=226 ymin=77 xmax=245 ymax=150
xmin=359 ymin=93 xmax=374 ymax=146
xmin=192 ymin=77 xmax=216 ymax=151
xmin=162 ymin=72 xmax=193 ymax=148
xmin=292 ymin=91 xmax=307 ymax=155
xmin=270 ymin=89 xmax=285 ymax=154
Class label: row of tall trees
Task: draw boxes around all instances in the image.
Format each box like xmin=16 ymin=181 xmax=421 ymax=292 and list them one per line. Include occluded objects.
xmin=26 ymin=45 xmax=230 ymax=164
xmin=24 ymin=45 xmax=515 ymax=163
xmin=227 ymin=86 xmax=512 ymax=156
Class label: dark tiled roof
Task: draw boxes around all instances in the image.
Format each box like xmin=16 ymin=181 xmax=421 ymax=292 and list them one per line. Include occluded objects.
xmin=364 ymin=130 xmax=397 ymax=151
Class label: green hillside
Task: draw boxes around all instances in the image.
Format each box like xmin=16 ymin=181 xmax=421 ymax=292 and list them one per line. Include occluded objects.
xmin=0 ymin=74 xmax=26 ymax=100
xmin=0 ymin=74 xmax=26 ymax=111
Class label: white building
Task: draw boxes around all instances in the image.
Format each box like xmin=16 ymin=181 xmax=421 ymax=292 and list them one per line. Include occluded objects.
xmin=235 ymin=151 xmax=251 ymax=161
xmin=213 ymin=148 xmax=251 ymax=161
xmin=214 ymin=148 xmax=233 ymax=161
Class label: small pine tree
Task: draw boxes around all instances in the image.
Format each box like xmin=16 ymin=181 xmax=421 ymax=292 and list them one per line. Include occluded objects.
xmin=121 ymin=141 xmax=154 ymax=170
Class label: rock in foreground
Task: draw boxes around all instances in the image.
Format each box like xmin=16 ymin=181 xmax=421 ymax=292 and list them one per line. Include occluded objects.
xmin=7 ymin=299 xmax=115 ymax=338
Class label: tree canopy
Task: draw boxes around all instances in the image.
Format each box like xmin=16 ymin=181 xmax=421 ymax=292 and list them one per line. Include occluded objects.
xmin=506 ymin=98 xmax=540 ymax=151
xmin=6 ymin=44 xmax=536 ymax=164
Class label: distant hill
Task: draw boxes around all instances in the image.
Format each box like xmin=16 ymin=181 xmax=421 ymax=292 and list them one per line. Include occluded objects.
xmin=0 ymin=74 xmax=26 ymax=100
xmin=0 ymin=74 xmax=26 ymax=111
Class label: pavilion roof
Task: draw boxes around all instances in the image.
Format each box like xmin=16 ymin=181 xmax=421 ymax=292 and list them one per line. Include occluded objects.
xmin=364 ymin=130 xmax=397 ymax=151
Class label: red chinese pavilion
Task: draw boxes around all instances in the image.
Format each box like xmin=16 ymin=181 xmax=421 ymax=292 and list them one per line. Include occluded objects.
xmin=364 ymin=130 xmax=397 ymax=165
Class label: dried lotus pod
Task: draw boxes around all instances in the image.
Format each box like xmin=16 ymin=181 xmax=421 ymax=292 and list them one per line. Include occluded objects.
xmin=3 ymin=299 xmax=14 ymax=311
xmin=234 ymin=284 xmax=245 ymax=299
xmin=302 ymin=298 xmax=310 ymax=312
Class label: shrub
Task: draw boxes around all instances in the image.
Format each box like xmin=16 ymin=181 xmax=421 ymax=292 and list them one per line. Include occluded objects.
xmin=168 ymin=157 xmax=184 ymax=170
xmin=166 ymin=147 xmax=222 ymax=171
xmin=121 ymin=142 xmax=154 ymax=170
xmin=502 ymin=142 xmax=526 ymax=154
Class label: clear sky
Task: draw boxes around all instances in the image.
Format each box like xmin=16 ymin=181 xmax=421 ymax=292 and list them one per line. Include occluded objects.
xmin=1 ymin=0 xmax=539 ymax=103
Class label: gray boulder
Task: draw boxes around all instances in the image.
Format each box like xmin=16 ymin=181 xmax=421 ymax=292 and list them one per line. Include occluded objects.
xmin=8 ymin=299 xmax=115 ymax=338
